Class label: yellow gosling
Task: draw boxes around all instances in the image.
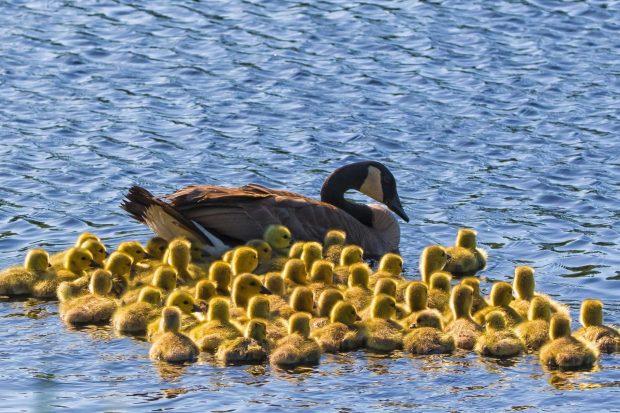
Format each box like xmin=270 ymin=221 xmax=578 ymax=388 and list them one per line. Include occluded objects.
xmin=344 ymin=263 xmax=373 ymax=312
xmin=308 ymin=259 xmax=334 ymax=300
xmin=113 ymin=286 xmax=162 ymax=334
xmin=445 ymin=284 xmax=482 ymax=350
xmin=208 ymin=261 xmax=232 ymax=296
xmin=105 ymin=251 xmax=133 ymax=297
xmin=152 ymin=266 xmax=177 ymax=294
xmin=301 ymin=242 xmax=323 ymax=273
xmin=574 ymin=299 xmax=619 ymax=353
xmin=149 ymin=306 xmax=199 ymax=363
xmin=270 ymin=312 xmax=321 ymax=367
xmin=146 ymin=237 xmax=168 ymax=260
xmin=216 ymin=320 xmax=269 ymax=364
xmin=333 ymin=245 xmax=364 ymax=284
xmin=404 ymin=310 xmax=455 ymax=355
xmin=323 ymin=229 xmax=346 ymax=264
xmin=246 ymin=239 xmax=273 ymax=274
xmin=313 ymin=289 xmax=345 ymax=329
xmin=0 ymin=249 xmax=51 ymax=296
xmin=427 ymin=272 xmax=451 ymax=314
xmin=60 ymin=269 xmax=117 ymax=325
xmin=369 ymin=253 xmax=404 ymax=287
xmin=515 ymin=296 xmax=551 ymax=352
xmin=289 ymin=286 xmax=314 ymax=315
xmin=419 ymin=245 xmax=450 ymax=285
xmin=443 ymin=228 xmax=487 ymax=277
xmin=165 ymin=238 xmax=196 ymax=283
xmin=118 ymin=241 xmax=149 ymax=264
xmin=399 ymin=281 xmax=429 ymax=328
xmin=282 ymin=258 xmax=308 ymax=294
xmin=374 ymin=278 xmax=397 ymax=298
xmin=360 ymin=294 xmax=403 ymax=352
xmin=56 ymin=247 xmax=95 ymax=278
xmin=147 ymin=290 xmax=202 ymax=339
xmin=264 ymin=225 xmax=293 ymax=255
xmin=232 ymin=273 xmax=271 ymax=309
xmin=510 ymin=266 xmax=536 ymax=319
xmin=190 ymin=297 xmax=242 ymax=352
xmin=474 ymin=311 xmax=524 ymax=358
xmin=540 ymin=314 xmax=598 ymax=370
xmin=474 ymin=281 xmax=523 ymax=327
xmin=49 ymin=232 xmax=100 ymax=267
xmin=311 ymin=301 xmax=363 ymax=353
xmin=231 ymin=246 xmax=259 ymax=276
xmin=288 ymin=242 xmax=305 ymax=259
xmin=74 ymin=232 xmax=100 ymax=247
xmin=461 ymin=277 xmax=488 ymax=313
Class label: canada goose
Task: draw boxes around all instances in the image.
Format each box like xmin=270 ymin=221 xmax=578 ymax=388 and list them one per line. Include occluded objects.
xmin=270 ymin=312 xmax=321 ymax=367
xmin=514 ymin=296 xmax=551 ymax=352
xmin=122 ymin=161 xmax=409 ymax=259
xmin=443 ymin=228 xmax=487 ymax=277
xmin=540 ymin=315 xmax=598 ymax=370
xmin=404 ymin=310 xmax=455 ymax=355
xmin=149 ymin=306 xmax=199 ymax=363
xmin=311 ymin=301 xmax=364 ymax=353
xmin=474 ymin=311 xmax=524 ymax=358
xmin=574 ymin=299 xmax=619 ymax=353
xmin=445 ymin=284 xmax=482 ymax=350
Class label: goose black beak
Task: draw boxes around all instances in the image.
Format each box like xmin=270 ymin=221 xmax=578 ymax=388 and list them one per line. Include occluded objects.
xmin=260 ymin=285 xmax=272 ymax=295
xmin=386 ymin=196 xmax=409 ymax=223
xmin=90 ymin=260 xmax=102 ymax=268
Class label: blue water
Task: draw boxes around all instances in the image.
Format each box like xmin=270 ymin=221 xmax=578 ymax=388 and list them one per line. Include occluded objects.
xmin=1 ymin=0 xmax=620 ymax=411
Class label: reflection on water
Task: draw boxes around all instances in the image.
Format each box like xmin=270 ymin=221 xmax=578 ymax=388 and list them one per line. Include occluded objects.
xmin=1 ymin=0 xmax=620 ymax=410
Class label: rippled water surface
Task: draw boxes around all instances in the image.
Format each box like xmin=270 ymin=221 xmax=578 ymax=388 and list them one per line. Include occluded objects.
xmin=1 ymin=0 xmax=620 ymax=411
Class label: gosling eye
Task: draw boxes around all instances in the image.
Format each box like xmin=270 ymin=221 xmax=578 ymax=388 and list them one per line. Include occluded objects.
xmin=263 ymin=249 xmax=268 ymax=253
xmin=99 ymin=249 xmax=104 ymax=253
xmin=183 ymin=300 xmax=188 ymax=305
xmin=160 ymin=246 xmax=165 ymax=251
xmin=136 ymin=250 xmax=141 ymax=254
xmin=283 ymin=235 xmax=289 ymax=239
xmin=81 ymin=257 xmax=86 ymax=261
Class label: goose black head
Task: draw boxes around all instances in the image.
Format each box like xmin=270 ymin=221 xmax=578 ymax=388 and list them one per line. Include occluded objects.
xmin=321 ymin=161 xmax=409 ymax=222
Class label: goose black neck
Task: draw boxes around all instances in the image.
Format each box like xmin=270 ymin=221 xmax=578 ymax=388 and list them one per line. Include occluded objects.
xmin=320 ymin=165 xmax=374 ymax=227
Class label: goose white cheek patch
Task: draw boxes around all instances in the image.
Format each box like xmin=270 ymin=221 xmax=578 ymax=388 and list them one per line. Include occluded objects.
xmin=359 ymin=166 xmax=384 ymax=203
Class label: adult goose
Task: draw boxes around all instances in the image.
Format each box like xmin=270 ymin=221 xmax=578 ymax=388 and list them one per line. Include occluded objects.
xmin=121 ymin=161 xmax=409 ymax=259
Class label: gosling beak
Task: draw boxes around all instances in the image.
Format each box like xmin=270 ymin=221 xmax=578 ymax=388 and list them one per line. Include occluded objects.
xmin=386 ymin=196 xmax=409 ymax=223
xmin=260 ymin=285 xmax=272 ymax=295
xmin=48 ymin=263 xmax=52 ymax=268
xmin=445 ymin=254 xmax=452 ymax=262
xmin=194 ymin=302 xmax=208 ymax=313
xmin=144 ymin=253 xmax=155 ymax=259
xmin=105 ymin=251 xmax=110 ymax=258
xmin=409 ymin=323 xmax=417 ymax=329
xmin=90 ymin=260 xmax=102 ymax=268
xmin=355 ymin=314 xmax=361 ymax=321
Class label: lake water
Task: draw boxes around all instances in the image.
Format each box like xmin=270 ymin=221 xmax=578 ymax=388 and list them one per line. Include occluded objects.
xmin=1 ymin=0 xmax=619 ymax=411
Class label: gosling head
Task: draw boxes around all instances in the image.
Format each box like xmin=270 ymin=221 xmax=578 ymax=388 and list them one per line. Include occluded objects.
xmin=282 ymin=258 xmax=308 ymax=285
xmin=301 ymin=241 xmax=323 ymax=272
xmin=370 ymin=294 xmax=397 ymax=320
xmin=247 ymin=295 xmax=270 ymax=319
xmin=310 ymin=260 xmax=334 ymax=284
xmin=138 ymin=286 xmax=162 ymax=306
xmin=152 ymin=266 xmax=177 ymax=291
xmin=160 ymin=306 xmax=181 ymax=333
xmin=89 ymin=269 xmax=112 ymax=296
xmin=485 ymin=311 xmax=507 ymax=332
xmin=165 ymin=238 xmax=191 ymax=270
xmin=429 ymin=271 xmax=452 ymax=293
xmin=461 ymin=277 xmax=481 ymax=296
xmin=208 ymin=261 xmax=233 ymax=290
xmin=323 ymin=229 xmax=346 ymax=248
xmin=288 ymin=312 xmax=311 ymax=338
xmin=207 ymin=297 xmax=230 ymax=323
xmin=455 ymin=228 xmax=478 ymax=249
xmin=450 ymin=284 xmax=473 ymax=319
xmin=317 ymin=289 xmax=344 ymax=317
xmin=118 ymin=241 xmax=148 ymax=263
xmin=263 ymin=224 xmax=292 ymax=250
xmin=245 ymin=319 xmax=267 ymax=342
xmin=419 ymin=245 xmax=450 ymax=284
xmin=412 ymin=310 xmax=443 ymax=330
xmin=146 ymin=237 xmax=168 ymax=260
xmin=166 ymin=290 xmax=201 ymax=314
xmin=24 ymin=249 xmax=50 ymax=273
xmin=290 ymin=286 xmax=314 ymax=313
xmin=405 ymin=281 xmax=428 ymax=313
xmin=528 ymin=296 xmax=551 ymax=322
xmin=232 ymin=246 xmax=259 ymax=275
xmin=80 ymin=239 xmax=107 ymax=265
xmin=288 ymin=242 xmax=305 ymax=258
xmin=378 ymin=253 xmax=403 ymax=276
xmin=490 ymin=282 xmax=513 ymax=307
xmin=195 ymin=280 xmax=217 ymax=303
xmin=348 ymin=263 xmax=371 ymax=289
xmin=74 ymin=232 xmax=100 ymax=247
xmin=104 ymin=251 xmax=133 ymax=277
xmin=330 ymin=301 xmax=359 ymax=326
xmin=232 ymin=273 xmax=271 ymax=308
xmin=513 ymin=266 xmax=535 ymax=300
xmin=340 ymin=245 xmax=363 ymax=267
xmin=245 ymin=239 xmax=273 ymax=264
xmin=264 ymin=273 xmax=285 ymax=296
xmin=64 ymin=247 xmax=95 ymax=273
xmin=549 ymin=314 xmax=572 ymax=340
xmin=374 ymin=278 xmax=397 ymax=298
xmin=580 ymin=299 xmax=603 ymax=328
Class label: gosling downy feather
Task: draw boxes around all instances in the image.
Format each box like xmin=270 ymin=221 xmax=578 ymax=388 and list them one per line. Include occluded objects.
xmin=0 ymin=249 xmax=51 ymax=297
xmin=360 ymin=294 xmax=403 ymax=352
xmin=404 ymin=310 xmax=455 ymax=355
xmin=442 ymin=228 xmax=487 ymax=277
xmin=190 ymin=297 xmax=242 ymax=353
xmin=60 ymin=270 xmax=117 ymax=325
xmin=216 ymin=320 xmax=269 ymax=365
xmin=311 ymin=301 xmax=363 ymax=353
xmin=113 ymin=287 xmax=162 ymax=334
xmin=122 ymin=161 xmax=409 ymax=259
xmin=270 ymin=312 xmax=321 ymax=367
xmin=514 ymin=296 xmax=551 ymax=352
xmin=540 ymin=314 xmax=598 ymax=370
xmin=344 ymin=263 xmax=373 ymax=312
xmin=474 ymin=311 xmax=524 ymax=358
xmin=444 ymin=284 xmax=482 ymax=350
xmin=149 ymin=306 xmax=199 ymax=363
